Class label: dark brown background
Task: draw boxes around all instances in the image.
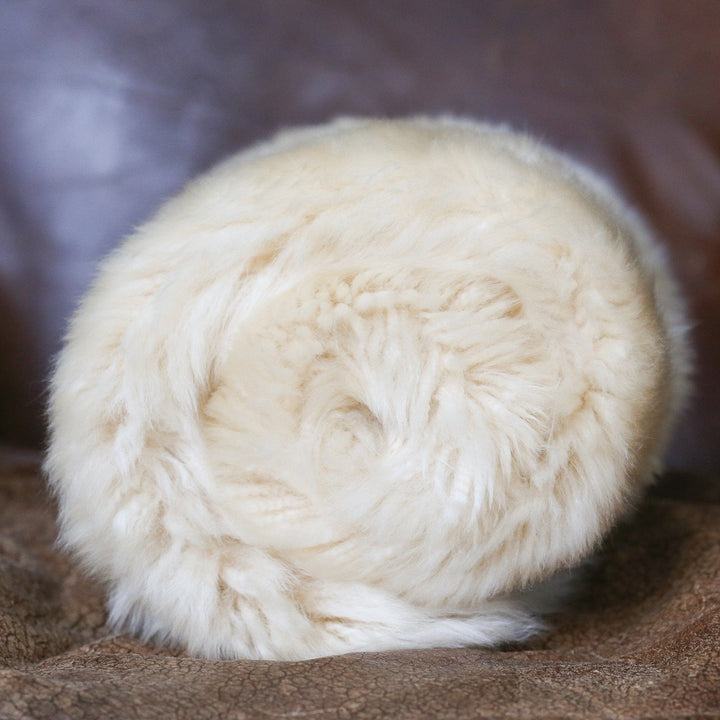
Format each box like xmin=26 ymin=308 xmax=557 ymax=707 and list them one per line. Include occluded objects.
xmin=1 ymin=0 xmax=719 ymax=471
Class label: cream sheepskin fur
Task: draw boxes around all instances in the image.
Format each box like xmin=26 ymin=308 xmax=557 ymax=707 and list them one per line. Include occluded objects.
xmin=46 ymin=117 xmax=690 ymax=661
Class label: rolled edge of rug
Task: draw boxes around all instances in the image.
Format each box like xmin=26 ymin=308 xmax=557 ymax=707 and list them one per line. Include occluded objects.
xmin=45 ymin=117 xmax=691 ymax=660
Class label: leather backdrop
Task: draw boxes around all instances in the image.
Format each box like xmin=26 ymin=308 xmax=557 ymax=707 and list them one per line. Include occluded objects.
xmin=0 ymin=2 xmax=719 ymax=719
xmin=1 ymin=0 xmax=719 ymax=471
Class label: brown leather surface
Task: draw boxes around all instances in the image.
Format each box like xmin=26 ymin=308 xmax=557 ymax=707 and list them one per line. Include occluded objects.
xmin=1 ymin=454 xmax=718 ymax=719
xmin=0 ymin=0 xmax=719 ymax=469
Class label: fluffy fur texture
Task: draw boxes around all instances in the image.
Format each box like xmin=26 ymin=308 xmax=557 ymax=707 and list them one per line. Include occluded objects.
xmin=46 ymin=117 xmax=690 ymax=661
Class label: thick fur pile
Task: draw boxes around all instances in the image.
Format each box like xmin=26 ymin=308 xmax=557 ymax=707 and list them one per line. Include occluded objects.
xmin=46 ymin=117 xmax=690 ymax=661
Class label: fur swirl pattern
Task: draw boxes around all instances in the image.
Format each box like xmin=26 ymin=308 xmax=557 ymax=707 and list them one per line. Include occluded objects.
xmin=46 ymin=118 xmax=690 ymax=660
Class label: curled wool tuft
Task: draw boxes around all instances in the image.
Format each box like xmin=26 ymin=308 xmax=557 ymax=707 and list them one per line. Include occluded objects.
xmin=46 ymin=117 xmax=691 ymax=660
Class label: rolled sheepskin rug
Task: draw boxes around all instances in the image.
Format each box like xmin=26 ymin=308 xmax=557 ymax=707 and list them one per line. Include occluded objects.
xmin=46 ymin=117 xmax=690 ymax=660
